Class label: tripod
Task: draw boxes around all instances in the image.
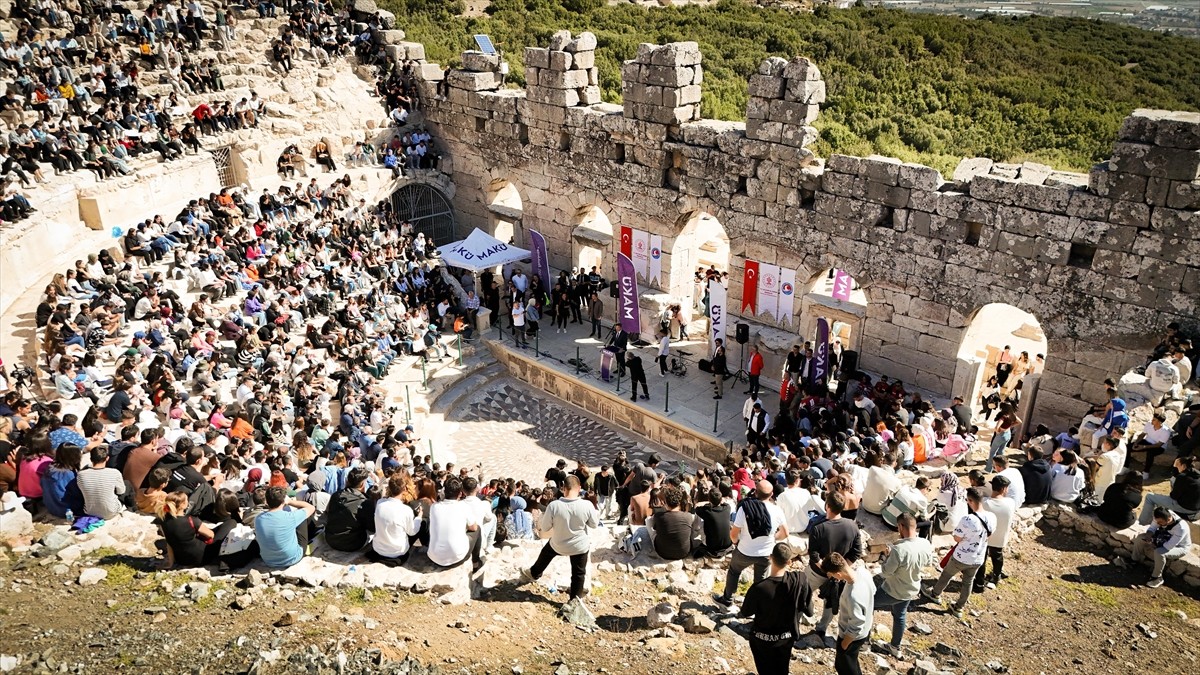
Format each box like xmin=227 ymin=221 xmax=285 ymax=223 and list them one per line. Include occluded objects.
xmin=730 ymin=340 xmax=748 ymax=384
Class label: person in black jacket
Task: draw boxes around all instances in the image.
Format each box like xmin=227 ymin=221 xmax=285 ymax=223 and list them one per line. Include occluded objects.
xmin=1094 ymin=472 xmax=1143 ymax=528
xmin=804 ymin=491 xmax=864 ymax=639
xmin=1138 ymin=456 xmax=1200 ymax=524
xmin=1019 ymin=447 xmax=1053 ymax=505
xmin=740 ymin=541 xmax=812 ymax=675
xmin=711 ymin=339 xmax=728 ymax=400
xmin=694 ymin=486 xmax=733 ymax=558
xmin=164 ymin=444 xmax=216 ymax=519
xmin=324 ymin=467 xmax=375 ymax=551
xmin=627 ymin=352 xmax=648 ymax=402
xmin=593 ymin=465 xmax=618 ymax=519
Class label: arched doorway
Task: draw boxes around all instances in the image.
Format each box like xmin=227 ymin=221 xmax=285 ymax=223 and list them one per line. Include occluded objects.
xmin=485 ymin=178 xmax=523 ymax=246
xmin=799 ymin=268 xmax=868 ymax=354
xmin=571 ymin=204 xmax=614 ymax=277
xmin=388 ymin=183 xmax=455 ymax=246
xmin=954 ymin=303 xmax=1048 ymax=426
xmin=670 ymin=211 xmax=730 ymax=310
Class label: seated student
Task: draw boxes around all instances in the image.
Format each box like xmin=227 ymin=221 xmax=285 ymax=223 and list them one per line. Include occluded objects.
xmin=862 ymin=452 xmax=901 ymax=515
xmin=427 ymin=477 xmax=483 ymax=571
xmin=254 ymin=486 xmax=317 ymax=569
xmin=77 ymin=445 xmax=132 ymax=520
xmin=1049 ymin=450 xmax=1086 ymax=503
xmin=1129 ymin=413 xmax=1171 ymax=479
xmin=40 ymin=443 xmax=84 ymax=519
xmin=693 ymin=486 xmax=733 ymax=557
xmin=323 ymin=467 xmax=374 ymax=552
xmin=370 ymin=473 xmax=422 ymax=565
xmin=1126 ymin=506 xmax=1193 ymax=588
xmin=1094 ymin=472 xmax=1143 ymax=529
xmin=160 ymin=491 xmax=243 ymax=568
xmin=1019 ymin=447 xmax=1053 ymax=506
xmin=1139 ymin=456 xmax=1200 ymax=524
xmin=648 ymin=485 xmax=703 ymax=561
xmin=137 ymin=467 xmax=172 ymax=517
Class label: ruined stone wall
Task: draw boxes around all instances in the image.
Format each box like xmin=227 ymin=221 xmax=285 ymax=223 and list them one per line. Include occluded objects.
xmin=395 ymin=29 xmax=1199 ymax=427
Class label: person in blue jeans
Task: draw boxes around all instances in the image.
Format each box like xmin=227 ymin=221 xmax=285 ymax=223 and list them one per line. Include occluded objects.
xmin=985 ymin=403 xmax=1021 ymax=473
xmin=871 ymin=513 xmax=936 ymax=658
xmin=254 ymin=486 xmax=316 ymax=568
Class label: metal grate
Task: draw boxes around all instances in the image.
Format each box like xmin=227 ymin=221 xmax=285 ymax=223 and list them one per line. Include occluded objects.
xmin=212 ymin=146 xmax=236 ymax=188
xmin=389 ymin=182 xmax=456 ymax=247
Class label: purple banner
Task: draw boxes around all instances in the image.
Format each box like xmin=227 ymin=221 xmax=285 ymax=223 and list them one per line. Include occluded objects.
xmin=813 ymin=318 xmax=830 ymax=386
xmin=529 ymin=229 xmax=551 ymax=296
xmin=616 ymin=252 xmax=641 ymax=334
xmin=832 ymin=269 xmax=852 ymax=302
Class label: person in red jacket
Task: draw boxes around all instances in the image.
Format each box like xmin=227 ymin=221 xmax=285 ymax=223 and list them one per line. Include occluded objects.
xmin=746 ymin=344 xmax=765 ymax=398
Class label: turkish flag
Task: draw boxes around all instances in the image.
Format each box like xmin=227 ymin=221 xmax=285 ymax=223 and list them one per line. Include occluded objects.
xmin=742 ymin=260 xmax=759 ymax=314
xmin=620 ymin=225 xmax=632 ymax=259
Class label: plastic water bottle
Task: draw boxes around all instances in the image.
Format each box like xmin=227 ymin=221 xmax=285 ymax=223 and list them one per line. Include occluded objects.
xmin=548 ymin=581 xmax=558 ymax=594
xmin=65 ymin=509 xmax=75 ymax=524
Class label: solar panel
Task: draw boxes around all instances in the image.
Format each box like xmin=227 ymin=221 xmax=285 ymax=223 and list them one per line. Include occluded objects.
xmin=474 ymin=34 xmax=496 ymax=55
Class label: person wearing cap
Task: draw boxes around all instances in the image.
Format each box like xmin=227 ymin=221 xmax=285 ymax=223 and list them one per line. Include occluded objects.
xmin=739 ymin=541 xmax=812 ymax=674
xmin=714 ymin=480 xmax=788 ymax=607
xmin=975 ymin=475 xmax=1015 ymax=594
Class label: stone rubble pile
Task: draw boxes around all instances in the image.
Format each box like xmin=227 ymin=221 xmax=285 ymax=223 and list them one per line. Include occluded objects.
xmin=620 ymin=41 xmax=703 ymax=126
xmin=526 ymin=30 xmax=602 ymax=108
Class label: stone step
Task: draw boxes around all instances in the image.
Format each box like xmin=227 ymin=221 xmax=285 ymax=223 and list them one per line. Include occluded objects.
xmin=433 ymin=361 xmax=508 ymax=415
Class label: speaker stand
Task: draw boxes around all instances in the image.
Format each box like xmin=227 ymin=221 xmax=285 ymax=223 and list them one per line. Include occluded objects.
xmin=730 ymin=340 xmax=748 ymax=384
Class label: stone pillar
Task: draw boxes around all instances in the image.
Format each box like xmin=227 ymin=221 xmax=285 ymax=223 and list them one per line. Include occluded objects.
xmin=524 ymin=30 xmax=600 ymax=108
xmin=745 ymin=56 xmax=824 ymax=152
xmin=620 ymin=42 xmax=702 ymax=126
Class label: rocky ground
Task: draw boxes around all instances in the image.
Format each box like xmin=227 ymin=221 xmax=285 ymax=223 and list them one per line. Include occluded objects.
xmin=1 ymin=517 xmax=1197 ymax=675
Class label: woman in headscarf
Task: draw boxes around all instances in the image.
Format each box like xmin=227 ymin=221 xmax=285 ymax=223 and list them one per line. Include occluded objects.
xmin=243 ymin=467 xmax=263 ymax=495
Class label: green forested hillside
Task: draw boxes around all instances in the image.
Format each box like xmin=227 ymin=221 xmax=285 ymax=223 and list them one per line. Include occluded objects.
xmin=382 ymin=0 xmax=1200 ymax=173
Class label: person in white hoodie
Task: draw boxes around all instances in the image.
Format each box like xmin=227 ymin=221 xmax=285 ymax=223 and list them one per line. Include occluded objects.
xmin=862 ymin=452 xmax=901 ymax=515
xmin=1050 ymin=450 xmax=1086 ymax=503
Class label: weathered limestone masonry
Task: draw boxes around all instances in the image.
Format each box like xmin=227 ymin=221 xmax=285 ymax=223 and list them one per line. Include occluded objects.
xmin=383 ymin=28 xmax=1199 ymax=427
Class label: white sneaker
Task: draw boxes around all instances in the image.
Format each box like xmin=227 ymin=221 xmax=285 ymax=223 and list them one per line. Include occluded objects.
xmin=1146 ymin=577 xmax=1164 ymax=588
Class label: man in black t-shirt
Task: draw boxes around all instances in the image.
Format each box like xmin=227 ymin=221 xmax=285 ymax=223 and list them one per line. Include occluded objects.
xmin=740 ymin=541 xmax=812 ymax=674
xmin=694 ymin=487 xmax=733 ymax=557
xmin=544 ymin=459 xmax=568 ymax=490
xmin=805 ymin=492 xmax=864 ymax=638
xmin=650 ymin=486 xmax=702 ymax=560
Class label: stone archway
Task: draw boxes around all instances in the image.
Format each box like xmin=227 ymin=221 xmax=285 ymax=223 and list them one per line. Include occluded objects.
xmin=954 ymin=303 xmax=1048 ymax=426
xmin=571 ymin=204 xmax=614 ymax=278
xmin=670 ymin=211 xmax=730 ymax=311
xmin=485 ymin=178 xmax=524 ymax=246
xmin=798 ymin=268 xmax=868 ymax=355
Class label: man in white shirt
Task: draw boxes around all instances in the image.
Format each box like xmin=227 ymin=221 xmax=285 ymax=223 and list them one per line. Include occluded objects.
xmin=863 ymin=457 xmax=901 ymax=515
xmin=510 ymin=269 xmax=528 ymax=295
xmin=656 ymin=331 xmax=670 ymax=376
xmin=370 ymin=473 xmax=423 ymax=564
xmin=777 ymin=469 xmax=823 ymax=536
xmin=426 ymin=477 xmax=483 ymax=571
xmin=714 ymin=481 xmax=788 ymax=606
xmin=461 ymin=476 xmax=497 ymax=559
xmin=922 ymin=488 xmax=995 ymax=620
xmin=1130 ymin=413 xmax=1172 ymax=479
xmin=975 ymin=475 xmax=1015 ymax=593
xmin=993 ymin=455 xmax=1025 ymax=509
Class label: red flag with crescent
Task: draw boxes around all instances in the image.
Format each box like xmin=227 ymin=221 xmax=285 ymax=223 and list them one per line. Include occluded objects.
xmin=620 ymin=225 xmax=633 ymax=259
xmin=742 ymin=260 xmax=759 ymax=314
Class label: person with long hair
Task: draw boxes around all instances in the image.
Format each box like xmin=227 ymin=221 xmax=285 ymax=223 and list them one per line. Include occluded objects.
xmin=40 ymin=443 xmax=84 ymax=518
xmin=16 ymin=429 xmax=55 ymax=505
xmin=369 ymin=472 xmax=423 ymax=565
xmin=984 ymin=403 xmax=1021 ymax=473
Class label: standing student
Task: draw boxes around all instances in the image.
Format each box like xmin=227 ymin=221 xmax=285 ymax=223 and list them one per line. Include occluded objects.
xmin=921 ymin=487 xmax=995 ymax=619
xmin=975 ymin=475 xmax=1015 ymax=593
xmin=738 ymin=542 xmax=812 ymax=675
xmin=520 ymin=475 xmax=598 ymax=607
xmin=824 ymin=553 xmax=875 ymax=675
xmin=746 ymin=345 xmax=764 ymax=398
xmin=656 ymin=331 xmax=670 ymax=376
xmin=714 ymin=480 xmax=788 ymax=607
xmin=872 ymin=513 xmax=935 ymax=657
xmin=711 ymin=339 xmax=728 ymax=400
xmin=627 ymin=352 xmax=649 ymax=402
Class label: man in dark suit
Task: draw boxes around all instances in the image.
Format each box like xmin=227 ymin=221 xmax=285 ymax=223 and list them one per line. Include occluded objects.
xmin=712 ymin=338 xmax=728 ymax=399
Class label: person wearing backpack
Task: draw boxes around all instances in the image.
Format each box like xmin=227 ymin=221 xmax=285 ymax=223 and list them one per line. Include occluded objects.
xmin=920 ymin=487 xmax=995 ymax=620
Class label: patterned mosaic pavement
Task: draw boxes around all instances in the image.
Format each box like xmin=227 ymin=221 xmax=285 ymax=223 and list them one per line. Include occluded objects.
xmin=442 ymin=379 xmax=679 ymax=485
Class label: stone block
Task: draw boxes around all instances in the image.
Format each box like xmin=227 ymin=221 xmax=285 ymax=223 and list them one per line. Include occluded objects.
xmin=1108 ymin=200 xmax=1151 ymax=228
xmin=447 ymin=70 xmax=499 ymax=91
xmin=1166 ymin=180 xmax=1200 ymax=209
xmin=757 ymin=57 xmax=788 ymax=76
xmin=1145 ymin=176 xmax=1170 ymax=206
xmin=746 ymin=96 xmax=770 ymax=120
xmin=579 ymin=86 xmax=602 ymax=106
xmin=748 ymin=74 xmax=785 ymax=99
xmin=375 ymin=29 xmax=406 ymax=45
xmin=1149 ymin=204 xmax=1199 ymax=237
xmin=664 ymin=84 xmax=702 ymax=107
xmin=863 ymin=156 xmax=902 ymax=186
xmin=745 ymin=119 xmax=782 ymax=144
xmin=953 ymin=157 xmax=994 ymax=183
xmin=780 ymin=124 xmax=818 ymax=149
xmin=572 ymin=50 xmax=595 ymax=70
xmin=566 ymin=32 xmax=597 ymax=53
xmin=785 ymin=78 xmax=825 ymax=105
xmin=827 ymin=154 xmax=864 ymax=175
xmin=767 ymin=99 xmax=818 ymax=125
xmin=524 ymin=47 xmax=550 ymax=70
xmin=539 ymin=69 xmax=588 ymax=89
xmin=529 ymin=87 xmax=579 ymax=107
xmin=1110 ymin=142 xmax=1200 ymax=181
xmin=1066 ymin=190 xmax=1111 ymax=220
xmin=549 ymin=50 xmax=572 ymax=71
xmin=897 ymin=163 xmax=942 ymax=191
xmin=644 ymin=66 xmax=695 ymax=88
xmin=461 ymin=50 xmax=500 ymax=72
xmin=399 ymin=42 xmax=425 ymax=61
xmin=782 ymin=56 xmax=821 ymax=81
xmin=549 ymin=30 xmax=572 ymax=51
xmin=649 ymin=41 xmax=702 ymax=67
xmin=1137 ymin=258 xmax=1187 ymax=290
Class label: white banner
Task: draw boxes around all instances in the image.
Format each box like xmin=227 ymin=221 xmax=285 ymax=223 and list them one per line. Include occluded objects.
xmin=758 ymin=263 xmax=780 ymax=320
xmin=779 ymin=268 xmax=796 ymax=326
xmin=649 ymin=234 xmax=662 ymax=286
xmin=708 ymin=278 xmax=726 ymax=356
xmin=632 ymin=229 xmax=650 ymax=280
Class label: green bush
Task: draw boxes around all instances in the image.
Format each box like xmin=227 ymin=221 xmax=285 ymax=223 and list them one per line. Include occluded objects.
xmin=379 ymin=1 xmax=1200 ymax=173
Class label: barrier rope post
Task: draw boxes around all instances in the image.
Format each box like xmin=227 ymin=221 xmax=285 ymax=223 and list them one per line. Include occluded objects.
xmin=713 ymin=395 xmax=719 ymax=433
xmin=615 ymin=368 xmax=622 ymax=394
xmin=535 ymin=331 xmax=540 ymax=357
xmin=664 ymin=380 xmax=670 ymax=414
xmin=405 ymin=385 xmax=412 ymax=424
xmin=456 ymin=334 xmax=463 ymax=366
xmin=575 ymin=346 xmax=580 ymax=375
xmin=428 ymin=438 xmax=434 ymax=465
xmin=419 ymin=358 xmax=429 ymax=392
